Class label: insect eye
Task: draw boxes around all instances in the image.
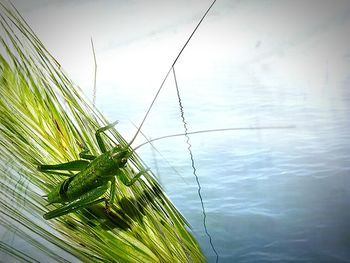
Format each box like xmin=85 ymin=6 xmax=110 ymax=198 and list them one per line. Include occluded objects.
xmin=121 ymin=158 xmax=127 ymax=164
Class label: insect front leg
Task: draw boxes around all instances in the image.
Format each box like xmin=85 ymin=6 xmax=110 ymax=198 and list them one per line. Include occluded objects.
xmin=79 ymin=146 xmax=96 ymax=160
xmin=104 ymin=177 xmax=117 ymax=213
xmin=95 ymin=120 xmax=119 ymax=153
xmin=44 ymin=183 xmax=109 ymax=220
xmin=119 ymin=169 xmax=150 ymax=187
xmin=38 ymin=160 xmax=90 ymax=177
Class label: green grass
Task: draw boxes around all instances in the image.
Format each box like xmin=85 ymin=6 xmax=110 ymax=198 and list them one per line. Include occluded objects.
xmin=0 ymin=3 xmax=205 ymax=262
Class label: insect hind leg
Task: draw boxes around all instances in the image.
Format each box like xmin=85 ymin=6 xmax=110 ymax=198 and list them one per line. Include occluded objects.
xmin=43 ymin=184 xmax=109 ymax=220
xmin=38 ymin=160 xmax=90 ymax=177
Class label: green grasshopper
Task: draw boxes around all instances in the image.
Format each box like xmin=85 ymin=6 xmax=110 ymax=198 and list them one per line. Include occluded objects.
xmin=38 ymin=121 xmax=149 ymax=220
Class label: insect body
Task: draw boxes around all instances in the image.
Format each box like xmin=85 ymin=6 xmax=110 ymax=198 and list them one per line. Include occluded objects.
xmin=38 ymin=121 xmax=147 ymax=220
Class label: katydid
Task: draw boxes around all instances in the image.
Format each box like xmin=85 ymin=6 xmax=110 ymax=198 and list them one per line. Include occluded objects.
xmin=38 ymin=121 xmax=149 ymax=220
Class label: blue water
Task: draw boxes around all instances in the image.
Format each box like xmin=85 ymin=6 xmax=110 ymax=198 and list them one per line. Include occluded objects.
xmin=94 ymin=11 xmax=350 ymax=262
xmin=96 ymin=74 xmax=350 ymax=262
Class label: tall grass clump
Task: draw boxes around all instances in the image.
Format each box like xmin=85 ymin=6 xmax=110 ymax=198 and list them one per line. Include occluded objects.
xmin=0 ymin=3 xmax=205 ymax=262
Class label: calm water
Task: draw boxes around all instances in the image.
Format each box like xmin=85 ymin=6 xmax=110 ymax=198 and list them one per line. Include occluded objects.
xmin=98 ymin=73 xmax=350 ymax=263
xmin=94 ymin=6 xmax=350 ymax=260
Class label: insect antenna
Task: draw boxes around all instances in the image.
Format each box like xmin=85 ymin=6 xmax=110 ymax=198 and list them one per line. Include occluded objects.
xmin=127 ymin=0 xmax=218 ymax=147
xmin=132 ymin=126 xmax=295 ymax=152
xmin=91 ymin=37 xmax=97 ymax=107
xmin=130 ymin=121 xmax=189 ymax=184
